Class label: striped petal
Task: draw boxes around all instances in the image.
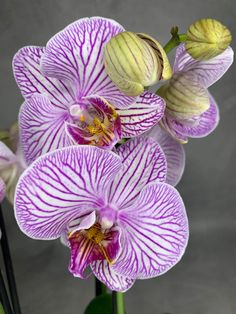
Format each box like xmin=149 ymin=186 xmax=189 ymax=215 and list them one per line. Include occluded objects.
xmin=14 ymin=146 xmax=122 ymax=239
xmin=160 ymin=116 xmax=188 ymax=144
xmin=19 ymin=94 xmax=73 ymax=164
xmin=40 ymin=17 xmax=135 ymax=108
xmin=170 ymin=94 xmax=219 ymax=138
xmin=108 ymin=137 xmax=167 ymax=208
xmin=144 ymin=125 xmax=185 ymax=186
xmin=113 ymin=183 xmax=189 ymax=279
xmin=174 ymin=44 xmax=234 ymax=88
xmin=13 ymin=46 xmax=74 ymax=109
xmin=117 ymin=92 xmax=165 ymax=137
xmin=91 ymin=261 xmax=135 ymax=292
xmin=0 ymin=178 xmax=6 ymax=202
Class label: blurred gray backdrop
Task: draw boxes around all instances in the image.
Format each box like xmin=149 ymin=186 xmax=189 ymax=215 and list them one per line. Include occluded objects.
xmin=0 ymin=0 xmax=236 ymax=313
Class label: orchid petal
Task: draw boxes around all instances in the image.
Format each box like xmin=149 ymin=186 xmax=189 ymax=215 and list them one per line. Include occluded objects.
xmin=0 ymin=142 xmax=16 ymax=167
xmin=113 ymin=183 xmax=188 ymax=279
xmin=160 ymin=116 xmax=189 ymax=144
xmin=117 ymin=92 xmax=165 ymax=137
xmin=0 ymin=178 xmax=6 ymax=202
xmin=171 ymin=94 xmax=219 ymax=138
xmin=14 ymin=146 xmax=122 ymax=239
xmin=174 ymin=44 xmax=234 ymax=88
xmin=13 ymin=46 xmax=74 ymax=109
xmin=40 ymin=17 xmax=135 ymax=108
xmin=91 ymin=261 xmax=135 ymax=292
xmin=19 ymin=94 xmax=73 ymax=164
xmin=144 ymin=125 xmax=185 ymax=186
xmin=108 ymin=137 xmax=167 ymax=208
xmin=0 ymin=142 xmax=25 ymax=204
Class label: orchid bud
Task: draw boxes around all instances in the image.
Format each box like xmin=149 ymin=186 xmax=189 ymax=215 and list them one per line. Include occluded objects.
xmin=104 ymin=31 xmax=172 ymax=96
xmin=158 ymin=73 xmax=210 ymax=119
xmin=186 ymin=18 xmax=232 ymax=60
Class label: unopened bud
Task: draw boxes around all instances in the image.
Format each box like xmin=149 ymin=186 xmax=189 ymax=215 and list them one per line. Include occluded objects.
xmin=158 ymin=73 xmax=210 ymax=119
xmin=186 ymin=18 xmax=232 ymax=60
xmin=104 ymin=31 xmax=172 ymax=96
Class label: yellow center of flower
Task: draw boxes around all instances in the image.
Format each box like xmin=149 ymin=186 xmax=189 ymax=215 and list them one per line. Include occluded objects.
xmin=85 ymin=223 xmax=105 ymax=244
xmin=69 ymin=101 xmax=119 ymax=147
xmin=69 ymin=223 xmax=114 ymax=264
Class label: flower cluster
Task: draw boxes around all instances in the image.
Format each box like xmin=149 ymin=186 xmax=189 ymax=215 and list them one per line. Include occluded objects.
xmin=0 ymin=17 xmax=232 ymax=292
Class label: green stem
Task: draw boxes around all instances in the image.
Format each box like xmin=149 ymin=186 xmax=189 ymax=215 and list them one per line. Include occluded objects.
xmin=164 ymin=33 xmax=187 ymax=54
xmin=0 ymin=302 xmax=5 ymax=314
xmin=112 ymin=291 xmax=125 ymax=314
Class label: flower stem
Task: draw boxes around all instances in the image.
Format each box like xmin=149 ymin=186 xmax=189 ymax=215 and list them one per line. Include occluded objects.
xmin=95 ymin=278 xmax=107 ymax=297
xmin=112 ymin=291 xmax=125 ymax=314
xmin=164 ymin=27 xmax=187 ymax=54
xmin=0 ymin=270 xmax=13 ymax=314
xmin=0 ymin=205 xmax=21 ymax=314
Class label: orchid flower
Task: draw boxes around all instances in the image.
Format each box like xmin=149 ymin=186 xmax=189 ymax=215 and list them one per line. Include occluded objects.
xmin=142 ymin=124 xmax=185 ymax=186
xmin=0 ymin=177 xmax=5 ymax=203
xmin=14 ymin=137 xmax=189 ymax=292
xmin=0 ymin=141 xmax=26 ymax=204
xmin=158 ymin=44 xmax=234 ymax=143
xmin=13 ymin=17 xmax=165 ymax=165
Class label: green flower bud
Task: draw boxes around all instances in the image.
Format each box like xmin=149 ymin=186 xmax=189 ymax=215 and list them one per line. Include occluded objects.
xmin=158 ymin=73 xmax=210 ymax=119
xmin=104 ymin=31 xmax=172 ymax=96
xmin=186 ymin=18 xmax=232 ymax=60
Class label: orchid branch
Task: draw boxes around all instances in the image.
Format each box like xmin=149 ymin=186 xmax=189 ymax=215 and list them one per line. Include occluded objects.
xmin=112 ymin=291 xmax=125 ymax=314
xmin=0 ymin=206 xmax=21 ymax=314
xmin=164 ymin=26 xmax=187 ymax=54
xmin=0 ymin=270 xmax=13 ymax=314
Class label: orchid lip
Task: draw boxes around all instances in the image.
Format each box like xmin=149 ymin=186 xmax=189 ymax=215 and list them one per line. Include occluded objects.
xmin=68 ymin=220 xmax=121 ymax=278
xmin=66 ymin=98 xmax=122 ymax=148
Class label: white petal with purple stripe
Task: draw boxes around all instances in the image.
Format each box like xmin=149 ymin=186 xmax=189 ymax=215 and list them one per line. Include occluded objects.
xmin=174 ymin=44 xmax=234 ymax=88
xmin=14 ymin=146 xmax=122 ymax=239
xmin=113 ymin=183 xmax=189 ymax=279
xmin=40 ymin=17 xmax=135 ymax=108
xmin=13 ymin=46 xmax=74 ymax=108
xmin=19 ymin=94 xmax=73 ymax=164
xmin=91 ymin=261 xmax=135 ymax=292
xmin=117 ymin=92 xmax=165 ymax=137
xmin=144 ymin=125 xmax=185 ymax=186
xmin=108 ymin=137 xmax=167 ymax=208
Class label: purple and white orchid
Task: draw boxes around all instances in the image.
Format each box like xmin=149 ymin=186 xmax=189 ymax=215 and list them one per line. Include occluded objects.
xmin=159 ymin=44 xmax=234 ymax=143
xmin=0 ymin=140 xmax=26 ymax=204
xmin=14 ymin=138 xmax=189 ymax=291
xmin=0 ymin=177 xmax=5 ymax=203
xmin=13 ymin=17 xmax=165 ymax=165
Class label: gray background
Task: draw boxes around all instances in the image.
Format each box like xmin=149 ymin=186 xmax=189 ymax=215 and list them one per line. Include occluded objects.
xmin=0 ymin=0 xmax=236 ymax=313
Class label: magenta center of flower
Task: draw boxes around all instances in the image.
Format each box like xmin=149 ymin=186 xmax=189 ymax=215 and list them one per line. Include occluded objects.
xmin=67 ymin=100 xmax=121 ymax=148
xmin=68 ymin=220 xmax=120 ymax=279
